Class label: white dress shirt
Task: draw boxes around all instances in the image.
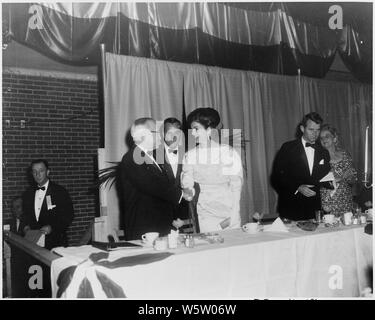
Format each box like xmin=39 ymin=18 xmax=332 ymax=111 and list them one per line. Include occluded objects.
xmin=301 ymin=137 xmax=315 ymax=175
xmin=34 ymin=180 xmax=49 ymax=221
xmin=165 ymin=143 xmax=179 ymax=177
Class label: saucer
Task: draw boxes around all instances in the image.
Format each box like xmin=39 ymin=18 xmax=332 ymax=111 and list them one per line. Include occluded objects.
xmin=141 ymin=240 xmax=154 ymax=247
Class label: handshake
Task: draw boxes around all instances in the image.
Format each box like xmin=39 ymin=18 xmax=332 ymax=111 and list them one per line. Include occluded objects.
xmin=182 ymin=187 xmax=195 ymax=201
xmin=181 ymin=173 xmax=195 ymax=201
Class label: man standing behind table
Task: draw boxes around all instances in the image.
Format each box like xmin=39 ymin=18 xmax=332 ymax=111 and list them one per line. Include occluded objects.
xmin=119 ymin=118 xmax=194 ymax=241
xmin=156 ymin=118 xmax=190 ymax=229
xmin=21 ymin=159 xmax=74 ymax=250
xmin=271 ymin=112 xmax=331 ymax=221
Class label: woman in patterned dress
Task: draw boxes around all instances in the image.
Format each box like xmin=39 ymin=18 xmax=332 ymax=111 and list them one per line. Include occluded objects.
xmin=180 ymin=108 xmax=243 ymax=232
xmin=320 ymin=125 xmax=357 ymax=217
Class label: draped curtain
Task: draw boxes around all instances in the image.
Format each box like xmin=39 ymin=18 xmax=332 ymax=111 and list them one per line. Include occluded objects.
xmin=105 ymin=53 xmax=372 ymax=229
xmin=5 ymin=2 xmax=371 ymax=82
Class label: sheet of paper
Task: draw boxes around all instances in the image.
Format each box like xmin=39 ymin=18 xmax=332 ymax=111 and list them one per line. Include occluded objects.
xmin=36 ymin=234 xmax=45 ymax=247
xmin=320 ymin=171 xmax=335 ymax=182
xmin=24 ymin=230 xmax=44 ymax=247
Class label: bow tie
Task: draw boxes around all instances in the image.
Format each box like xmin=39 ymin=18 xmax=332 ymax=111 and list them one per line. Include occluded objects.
xmin=305 ymin=143 xmax=316 ymax=149
xmin=168 ymin=149 xmax=178 ymax=155
xmin=36 ymin=186 xmax=46 ymax=191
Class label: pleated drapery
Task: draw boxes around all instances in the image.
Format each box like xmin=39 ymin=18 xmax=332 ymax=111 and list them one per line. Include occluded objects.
xmin=5 ymin=2 xmax=371 ymax=81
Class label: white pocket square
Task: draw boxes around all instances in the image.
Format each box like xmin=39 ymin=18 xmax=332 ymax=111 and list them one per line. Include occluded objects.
xmin=46 ymin=195 xmax=56 ymax=210
xmin=319 ymin=159 xmax=324 ymax=165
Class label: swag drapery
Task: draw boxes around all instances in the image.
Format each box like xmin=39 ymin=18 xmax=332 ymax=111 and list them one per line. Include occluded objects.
xmin=104 ymin=53 xmax=371 ymax=229
xmin=5 ymin=2 xmax=371 ymax=82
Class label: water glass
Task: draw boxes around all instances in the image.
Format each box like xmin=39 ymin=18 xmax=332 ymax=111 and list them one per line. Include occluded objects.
xmin=315 ymin=210 xmax=323 ymax=223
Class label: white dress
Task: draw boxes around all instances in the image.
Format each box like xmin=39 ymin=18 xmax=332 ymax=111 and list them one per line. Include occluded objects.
xmin=182 ymin=143 xmax=243 ymax=232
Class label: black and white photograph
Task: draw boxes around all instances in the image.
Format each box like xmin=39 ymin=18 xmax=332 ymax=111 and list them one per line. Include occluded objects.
xmin=1 ymin=1 xmax=373 ymax=302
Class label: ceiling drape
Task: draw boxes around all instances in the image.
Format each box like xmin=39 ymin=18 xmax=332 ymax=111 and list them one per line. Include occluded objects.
xmin=4 ymin=2 xmax=372 ymax=82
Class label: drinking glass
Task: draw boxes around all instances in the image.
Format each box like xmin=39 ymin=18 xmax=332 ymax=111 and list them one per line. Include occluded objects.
xmin=315 ymin=210 xmax=323 ymax=223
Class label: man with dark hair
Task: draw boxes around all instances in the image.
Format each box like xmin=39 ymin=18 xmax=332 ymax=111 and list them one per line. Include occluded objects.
xmin=120 ymin=118 xmax=194 ymax=240
xmin=21 ymin=159 xmax=74 ymax=249
xmin=157 ymin=118 xmax=189 ymax=228
xmin=271 ymin=112 xmax=331 ymax=221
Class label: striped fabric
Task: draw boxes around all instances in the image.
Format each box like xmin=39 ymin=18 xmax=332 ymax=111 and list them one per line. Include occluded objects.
xmin=4 ymin=2 xmax=370 ymax=80
xmin=56 ymin=251 xmax=174 ymax=298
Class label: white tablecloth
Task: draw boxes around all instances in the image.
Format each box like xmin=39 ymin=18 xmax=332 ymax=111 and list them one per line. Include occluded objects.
xmin=51 ymin=224 xmax=372 ymax=298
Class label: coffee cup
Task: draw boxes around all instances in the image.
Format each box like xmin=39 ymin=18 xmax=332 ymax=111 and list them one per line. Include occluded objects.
xmin=141 ymin=232 xmax=159 ymax=245
xmin=242 ymin=222 xmax=259 ymax=234
xmin=323 ymin=214 xmax=335 ymax=224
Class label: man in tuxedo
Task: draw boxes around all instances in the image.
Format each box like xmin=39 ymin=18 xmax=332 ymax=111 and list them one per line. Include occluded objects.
xmin=156 ymin=118 xmax=189 ymax=229
xmin=271 ymin=112 xmax=331 ymax=221
xmin=10 ymin=196 xmax=23 ymax=234
xmin=120 ymin=117 xmax=194 ymax=240
xmin=21 ymin=159 xmax=74 ymax=250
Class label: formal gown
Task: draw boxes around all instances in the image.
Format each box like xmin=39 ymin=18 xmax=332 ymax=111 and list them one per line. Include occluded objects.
xmin=182 ymin=143 xmax=243 ymax=232
xmin=320 ymin=150 xmax=357 ymax=217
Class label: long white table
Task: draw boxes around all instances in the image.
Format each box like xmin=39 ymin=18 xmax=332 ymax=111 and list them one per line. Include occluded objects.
xmin=51 ymin=223 xmax=373 ymax=298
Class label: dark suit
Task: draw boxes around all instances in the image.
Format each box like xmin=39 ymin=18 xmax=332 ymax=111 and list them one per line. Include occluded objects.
xmin=10 ymin=217 xmax=22 ymax=234
xmin=21 ymin=181 xmax=74 ymax=250
xmin=120 ymin=145 xmax=183 ymax=240
xmin=156 ymin=145 xmax=189 ymax=221
xmin=271 ymin=138 xmax=331 ymax=220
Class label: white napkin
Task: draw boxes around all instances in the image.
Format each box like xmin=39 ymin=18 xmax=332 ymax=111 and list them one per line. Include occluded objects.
xmin=264 ymin=217 xmax=289 ymax=233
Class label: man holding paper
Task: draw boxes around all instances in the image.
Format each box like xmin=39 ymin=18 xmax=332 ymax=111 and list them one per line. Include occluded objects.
xmin=271 ymin=112 xmax=331 ymax=221
xmin=21 ymin=159 xmax=74 ymax=250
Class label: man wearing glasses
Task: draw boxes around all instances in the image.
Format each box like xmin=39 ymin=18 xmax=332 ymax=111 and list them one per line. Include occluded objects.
xmin=119 ymin=117 xmax=194 ymax=240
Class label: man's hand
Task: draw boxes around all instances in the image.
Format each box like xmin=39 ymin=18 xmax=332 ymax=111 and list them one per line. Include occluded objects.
xmin=172 ymin=218 xmax=185 ymax=229
xmin=181 ymin=173 xmax=194 ymax=189
xmin=297 ymin=185 xmax=316 ymax=197
xmin=40 ymin=225 xmax=52 ymax=235
xmin=182 ymin=187 xmax=194 ymax=201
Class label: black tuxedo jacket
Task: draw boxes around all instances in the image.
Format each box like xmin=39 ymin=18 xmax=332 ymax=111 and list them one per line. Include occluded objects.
xmin=120 ymin=145 xmax=183 ymax=240
xmin=271 ymin=139 xmax=331 ymax=220
xmin=156 ymin=145 xmax=189 ymax=221
xmin=21 ymin=181 xmax=74 ymax=249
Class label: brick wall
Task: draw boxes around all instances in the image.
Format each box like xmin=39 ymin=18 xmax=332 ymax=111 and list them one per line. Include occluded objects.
xmin=2 ymin=70 xmax=101 ymax=245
